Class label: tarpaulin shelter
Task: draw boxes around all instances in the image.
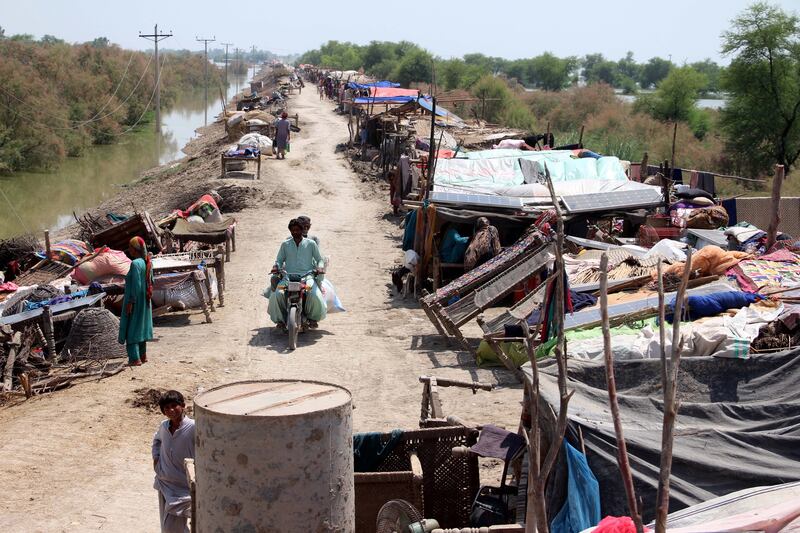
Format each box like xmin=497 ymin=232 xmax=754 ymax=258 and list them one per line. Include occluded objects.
xmin=346 ymin=80 xmax=401 ymax=89
xmin=524 ymin=348 xmax=800 ymax=522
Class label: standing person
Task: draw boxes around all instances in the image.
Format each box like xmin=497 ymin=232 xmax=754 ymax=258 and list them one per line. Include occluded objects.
xmin=388 ymin=169 xmax=402 ymax=216
xmin=274 ymin=112 xmax=291 ymax=160
xmin=152 ymin=390 xmax=195 ymax=533
xmin=119 ymin=236 xmax=153 ymax=366
xmin=464 ymin=217 xmax=502 ymax=270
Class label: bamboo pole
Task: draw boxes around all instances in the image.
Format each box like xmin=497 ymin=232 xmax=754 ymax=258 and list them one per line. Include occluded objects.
xmin=600 ymin=254 xmax=644 ymax=533
xmin=766 ymin=164 xmax=785 ymax=251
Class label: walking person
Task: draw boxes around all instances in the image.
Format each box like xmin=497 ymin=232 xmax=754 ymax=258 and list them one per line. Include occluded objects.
xmin=152 ymin=390 xmax=195 ymax=533
xmin=275 ymin=111 xmax=291 ymax=160
xmin=118 ymin=236 xmax=154 ymax=366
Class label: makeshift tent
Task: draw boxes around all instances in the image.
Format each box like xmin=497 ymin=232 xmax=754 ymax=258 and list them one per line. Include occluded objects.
xmin=526 ymin=348 xmax=800 ymax=522
xmin=346 ymin=80 xmax=400 ymax=89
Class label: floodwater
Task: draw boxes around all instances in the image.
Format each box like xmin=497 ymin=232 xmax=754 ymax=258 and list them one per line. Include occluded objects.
xmin=0 ymin=73 xmax=249 ymax=239
xmin=616 ymin=93 xmax=726 ymax=109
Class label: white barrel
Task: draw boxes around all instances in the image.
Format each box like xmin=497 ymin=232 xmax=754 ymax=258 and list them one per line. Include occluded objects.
xmin=194 ymin=380 xmax=354 ymax=532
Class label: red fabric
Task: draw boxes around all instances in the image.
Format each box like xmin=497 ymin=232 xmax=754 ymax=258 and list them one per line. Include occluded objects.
xmin=757 ymin=249 xmax=798 ymax=263
xmin=593 ymin=516 xmax=652 ymax=533
xmin=176 ymin=194 xmax=219 ymax=218
xmin=0 ymin=282 xmax=19 ymax=292
xmin=369 ymin=87 xmax=419 ymax=98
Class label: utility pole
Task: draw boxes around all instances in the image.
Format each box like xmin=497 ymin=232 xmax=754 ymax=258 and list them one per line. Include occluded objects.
xmin=139 ymin=24 xmax=172 ymax=132
xmin=196 ymin=35 xmax=216 ymax=126
xmin=221 ymin=42 xmax=233 ymax=89
xmin=251 ymin=45 xmax=257 ymax=80
xmin=234 ymin=48 xmax=241 ymax=94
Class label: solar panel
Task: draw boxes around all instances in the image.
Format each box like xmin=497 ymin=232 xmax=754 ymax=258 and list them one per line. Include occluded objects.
xmin=563 ymin=281 xmax=733 ymax=330
xmin=561 ymin=188 xmax=663 ymax=214
xmin=429 ymin=191 xmax=524 ymax=209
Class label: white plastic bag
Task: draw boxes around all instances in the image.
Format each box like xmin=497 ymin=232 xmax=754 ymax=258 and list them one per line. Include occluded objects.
xmin=320 ymin=278 xmax=345 ymax=313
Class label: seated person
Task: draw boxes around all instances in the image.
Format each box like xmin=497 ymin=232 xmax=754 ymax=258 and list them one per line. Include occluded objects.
xmin=464 ymin=217 xmax=502 ymax=270
xmin=267 ymin=219 xmax=327 ymax=328
xmin=296 ymin=215 xmax=320 ymax=246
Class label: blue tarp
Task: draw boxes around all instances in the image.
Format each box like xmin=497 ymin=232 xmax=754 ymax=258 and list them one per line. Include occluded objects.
xmin=353 ymin=96 xmax=417 ymax=105
xmin=550 ymin=442 xmax=601 ymax=533
xmin=347 ymin=80 xmax=401 ymax=89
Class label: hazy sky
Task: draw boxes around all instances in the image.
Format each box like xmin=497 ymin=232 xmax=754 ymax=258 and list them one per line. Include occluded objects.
xmin=2 ymin=0 xmax=798 ymax=63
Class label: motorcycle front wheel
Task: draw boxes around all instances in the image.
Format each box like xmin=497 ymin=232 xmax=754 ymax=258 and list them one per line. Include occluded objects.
xmin=287 ymin=306 xmax=299 ymax=350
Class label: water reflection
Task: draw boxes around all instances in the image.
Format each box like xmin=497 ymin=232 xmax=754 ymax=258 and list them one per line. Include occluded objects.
xmin=0 ymin=73 xmax=248 ymax=238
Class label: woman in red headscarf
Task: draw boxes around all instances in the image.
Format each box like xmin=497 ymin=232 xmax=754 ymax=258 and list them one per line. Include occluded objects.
xmin=118 ymin=237 xmax=154 ymax=365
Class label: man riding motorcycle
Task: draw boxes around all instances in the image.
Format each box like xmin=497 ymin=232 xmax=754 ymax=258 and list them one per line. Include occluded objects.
xmin=266 ymin=219 xmax=327 ymax=329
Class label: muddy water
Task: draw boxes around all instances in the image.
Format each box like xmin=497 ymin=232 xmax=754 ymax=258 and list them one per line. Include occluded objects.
xmin=0 ymin=74 xmax=248 ymax=239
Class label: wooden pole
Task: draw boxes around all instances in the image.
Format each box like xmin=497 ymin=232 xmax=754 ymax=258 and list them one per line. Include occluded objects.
xmin=578 ymin=125 xmax=585 ymax=147
xmin=426 ymin=96 xmax=437 ymax=198
xmin=654 ymin=250 xmax=692 ymax=533
xmin=44 ymin=230 xmax=52 ymax=260
xmin=670 ymin=122 xmax=678 ymax=175
xmin=766 ymin=164 xmax=785 ymax=251
xmin=600 ymin=254 xmax=644 ymax=533
xmin=545 ymin=121 xmax=551 ymax=148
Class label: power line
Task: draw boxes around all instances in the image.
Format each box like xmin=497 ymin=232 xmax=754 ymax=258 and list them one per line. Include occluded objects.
xmin=0 ymin=51 xmax=152 ymax=128
xmin=139 ymin=24 xmax=172 ymax=132
xmin=221 ymin=42 xmax=233 ymax=91
xmin=196 ymin=36 xmax=216 ymax=126
xmin=82 ymin=50 xmax=137 ymax=124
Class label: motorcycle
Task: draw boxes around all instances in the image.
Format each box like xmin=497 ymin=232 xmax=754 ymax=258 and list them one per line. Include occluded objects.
xmin=275 ymin=268 xmax=323 ymax=350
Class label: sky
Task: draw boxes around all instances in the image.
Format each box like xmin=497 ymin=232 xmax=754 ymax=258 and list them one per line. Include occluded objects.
xmin=2 ymin=0 xmax=799 ymax=64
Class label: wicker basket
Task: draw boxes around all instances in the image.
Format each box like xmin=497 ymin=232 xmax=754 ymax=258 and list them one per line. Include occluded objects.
xmin=354 ymin=426 xmax=479 ymax=531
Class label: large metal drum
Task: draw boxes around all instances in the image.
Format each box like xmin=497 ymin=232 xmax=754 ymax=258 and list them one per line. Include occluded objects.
xmin=194 ymin=380 xmax=354 ymax=532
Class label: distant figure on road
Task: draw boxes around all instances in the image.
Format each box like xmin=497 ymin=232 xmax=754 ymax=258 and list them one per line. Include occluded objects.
xmin=118 ymin=236 xmax=153 ymax=366
xmin=152 ymin=390 xmax=195 ymax=533
xmin=275 ymin=111 xmax=291 ymax=160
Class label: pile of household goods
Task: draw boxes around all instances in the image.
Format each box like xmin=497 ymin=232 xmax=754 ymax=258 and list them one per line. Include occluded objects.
xmin=0 ymin=190 xmax=238 ymax=401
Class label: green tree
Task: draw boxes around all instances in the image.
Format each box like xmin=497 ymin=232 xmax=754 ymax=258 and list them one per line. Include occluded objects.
xmin=643 ymin=66 xmax=706 ymax=121
xmin=583 ymin=53 xmax=617 ymax=85
xmin=393 ymin=49 xmax=432 ymax=86
xmin=721 ymin=2 xmax=800 ymax=175
xmin=528 ymin=53 xmax=577 ymax=91
xmin=471 ymin=75 xmax=510 ymax=123
xmin=690 ymin=58 xmax=722 ymax=94
xmin=639 ymin=57 xmax=673 ymax=89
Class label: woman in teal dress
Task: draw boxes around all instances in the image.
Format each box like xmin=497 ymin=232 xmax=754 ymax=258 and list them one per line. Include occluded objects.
xmin=119 ymin=236 xmax=154 ymax=366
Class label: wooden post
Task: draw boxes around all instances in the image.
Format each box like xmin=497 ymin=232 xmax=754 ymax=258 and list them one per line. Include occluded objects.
xmin=640 ymin=152 xmax=649 ymax=182
xmin=203 ymin=269 xmax=215 ymax=312
xmin=2 ymin=331 xmax=21 ymax=392
xmin=426 ymin=96 xmax=437 ymax=198
xmin=41 ymin=305 xmax=57 ymax=359
xmin=44 ymin=230 xmax=52 ymax=260
xmin=600 ymin=254 xmax=644 ymax=533
xmin=578 ymin=125 xmax=585 ymax=147
xmin=215 ymin=248 xmax=225 ymax=306
xmin=545 ymin=121 xmax=551 ymax=148
xmin=192 ymin=271 xmax=212 ymax=323
xmin=766 ymin=164 xmax=785 ymax=251
xmin=670 ymin=122 xmax=678 ymax=175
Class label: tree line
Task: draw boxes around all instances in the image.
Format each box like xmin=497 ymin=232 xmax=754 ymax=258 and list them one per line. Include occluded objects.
xmin=297 ymin=41 xmax=722 ymax=95
xmin=0 ymin=31 xmax=225 ymax=173
xmin=298 ymin=2 xmax=800 ymax=181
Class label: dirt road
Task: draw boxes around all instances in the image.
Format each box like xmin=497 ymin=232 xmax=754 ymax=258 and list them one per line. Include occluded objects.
xmin=0 ymin=87 xmax=523 ymax=532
